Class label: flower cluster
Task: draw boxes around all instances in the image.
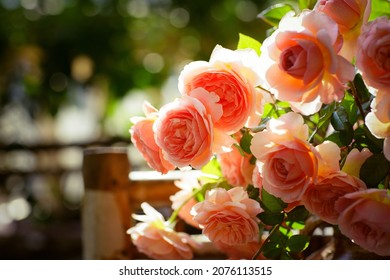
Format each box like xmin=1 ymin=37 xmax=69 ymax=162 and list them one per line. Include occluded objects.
xmin=128 ymin=0 xmax=390 ymax=259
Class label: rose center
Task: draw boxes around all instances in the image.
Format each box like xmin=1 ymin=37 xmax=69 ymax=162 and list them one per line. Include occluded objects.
xmin=280 ymin=45 xmax=307 ymax=79
xmin=376 ymin=45 xmax=390 ymax=71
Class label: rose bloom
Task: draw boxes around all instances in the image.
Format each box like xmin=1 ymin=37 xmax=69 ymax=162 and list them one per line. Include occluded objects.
xmin=335 ymin=189 xmax=390 ymax=256
xmin=130 ymin=102 xmax=175 ymax=174
xmin=357 ymin=17 xmax=390 ymax=90
xmin=154 ymin=88 xmax=233 ymax=169
xmin=342 ymin=148 xmax=372 ymax=178
xmin=218 ymin=134 xmax=255 ymax=187
xmin=128 ymin=203 xmax=199 ymax=260
xmin=365 ymin=90 xmax=390 ymax=161
xmin=302 ymin=171 xmax=367 ymax=224
xmin=259 ymin=10 xmax=354 ymax=115
xmin=216 ymin=241 xmax=262 ymax=260
xmin=315 ymin=0 xmax=371 ymax=61
xmin=192 ymin=187 xmax=262 ymax=247
xmin=179 ymin=45 xmax=263 ymax=134
xmin=250 ymin=112 xmax=318 ymax=203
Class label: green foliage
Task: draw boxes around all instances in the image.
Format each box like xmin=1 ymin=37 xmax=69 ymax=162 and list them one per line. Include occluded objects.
xmin=240 ymin=130 xmax=253 ymax=154
xmin=258 ymin=3 xmax=294 ymax=27
xmin=260 ymin=188 xmax=288 ymax=213
xmin=287 ymin=234 xmax=310 ymax=253
xmin=201 ymin=156 xmax=223 ymax=179
xmin=370 ymin=0 xmax=390 ymax=20
xmin=237 ymin=33 xmax=262 ymax=55
xmin=360 ymin=154 xmax=390 ymax=188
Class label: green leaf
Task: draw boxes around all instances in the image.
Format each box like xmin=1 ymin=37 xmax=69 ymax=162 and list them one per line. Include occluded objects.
xmin=360 ymin=154 xmax=390 ymax=188
xmin=341 ymin=91 xmax=358 ymax=125
xmin=201 ymin=157 xmax=222 ymax=178
xmin=258 ymin=4 xmax=294 ymax=27
xmin=237 ymin=33 xmax=262 ymax=56
xmin=287 ymin=235 xmax=310 ymax=253
xmin=352 ymin=73 xmax=371 ymax=103
xmin=286 ymin=205 xmax=309 ymax=223
xmin=260 ymin=188 xmax=287 ymax=213
xmin=240 ymin=130 xmax=253 ymax=154
xmin=246 ymin=185 xmax=260 ymax=202
xmin=330 ymin=106 xmax=354 ymax=146
xmin=258 ymin=212 xmax=285 ymax=226
xmin=262 ymin=241 xmax=282 ymax=259
xmin=370 ymin=0 xmax=390 ymax=20
xmin=353 ymin=126 xmax=384 ymax=153
xmin=298 ymin=0 xmax=317 ymax=10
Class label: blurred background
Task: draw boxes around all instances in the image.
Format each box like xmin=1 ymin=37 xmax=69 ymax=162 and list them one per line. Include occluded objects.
xmin=0 ymin=0 xmax=272 ymax=259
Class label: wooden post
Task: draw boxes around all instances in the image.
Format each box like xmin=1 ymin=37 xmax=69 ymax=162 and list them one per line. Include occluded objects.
xmin=81 ymin=147 xmax=134 ymax=259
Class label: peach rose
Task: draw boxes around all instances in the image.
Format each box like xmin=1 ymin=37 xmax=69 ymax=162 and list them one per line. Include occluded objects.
xmin=365 ymin=90 xmax=390 ymax=161
xmin=302 ymin=171 xmax=367 ymax=224
xmin=128 ymin=203 xmax=199 ymax=259
xmin=250 ymin=112 xmax=319 ymax=203
xmin=179 ymin=45 xmax=263 ymax=134
xmin=216 ymin=241 xmax=262 ymax=260
xmin=218 ymin=134 xmax=255 ymax=187
xmin=315 ymin=0 xmax=371 ymax=61
xmin=252 ymin=163 xmax=263 ymax=189
xmin=154 ymin=88 xmax=231 ymax=169
xmin=335 ymin=189 xmax=390 ymax=256
xmin=192 ymin=187 xmax=262 ymax=247
xmin=130 ymin=101 xmax=175 ymax=174
xmin=259 ymin=10 xmax=354 ymax=115
xmin=356 ymin=17 xmax=390 ymax=90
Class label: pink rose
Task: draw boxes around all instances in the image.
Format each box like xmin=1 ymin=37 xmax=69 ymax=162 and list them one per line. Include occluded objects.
xmin=252 ymin=163 xmax=263 ymax=189
xmin=259 ymin=10 xmax=354 ymax=115
xmin=154 ymin=88 xmax=228 ymax=169
xmin=179 ymin=45 xmax=262 ymax=134
xmin=128 ymin=203 xmax=199 ymax=259
xmin=130 ymin=102 xmax=175 ymax=174
xmin=192 ymin=187 xmax=262 ymax=247
xmin=218 ymin=134 xmax=255 ymax=187
xmin=335 ymin=189 xmax=390 ymax=256
xmin=315 ymin=0 xmax=371 ymax=61
xmin=357 ymin=17 xmax=390 ymax=90
xmin=250 ymin=112 xmax=319 ymax=203
xmin=302 ymin=171 xmax=367 ymax=224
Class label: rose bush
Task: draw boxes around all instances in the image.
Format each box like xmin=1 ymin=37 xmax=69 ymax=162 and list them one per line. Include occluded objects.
xmin=128 ymin=0 xmax=390 ymax=260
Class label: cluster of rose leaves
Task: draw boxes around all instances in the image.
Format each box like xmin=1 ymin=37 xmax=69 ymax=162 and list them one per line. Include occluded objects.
xmin=128 ymin=0 xmax=390 ymax=260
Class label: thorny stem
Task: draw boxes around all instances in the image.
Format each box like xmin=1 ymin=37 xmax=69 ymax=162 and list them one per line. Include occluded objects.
xmin=252 ymin=224 xmax=280 ymax=260
xmin=349 ymin=81 xmax=366 ymax=120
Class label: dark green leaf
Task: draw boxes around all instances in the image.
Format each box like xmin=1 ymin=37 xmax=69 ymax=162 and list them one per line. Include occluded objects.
xmin=360 ymin=154 xmax=390 ymax=188
xmin=262 ymin=241 xmax=282 ymax=259
xmin=330 ymin=106 xmax=354 ymax=146
xmin=258 ymin=4 xmax=294 ymax=27
xmin=286 ymin=205 xmax=309 ymax=223
xmin=240 ymin=130 xmax=253 ymax=154
xmin=352 ymin=74 xmax=371 ymax=103
xmin=287 ymin=235 xmax=310 ymax=253
xmin=237 ymin=33 xmax=262 ymax=56
xmin=246 ymin=185 xmax=260 ymax=202
xmin=260 ymin=188 xmax=288 ymax=213
xmin=331 ymin=106 xmax=349 ymax=131
xmin=353 ymin=126 xmax=384 ymax=153
xmin=258 ymin=212 xmax=284 ymax=226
